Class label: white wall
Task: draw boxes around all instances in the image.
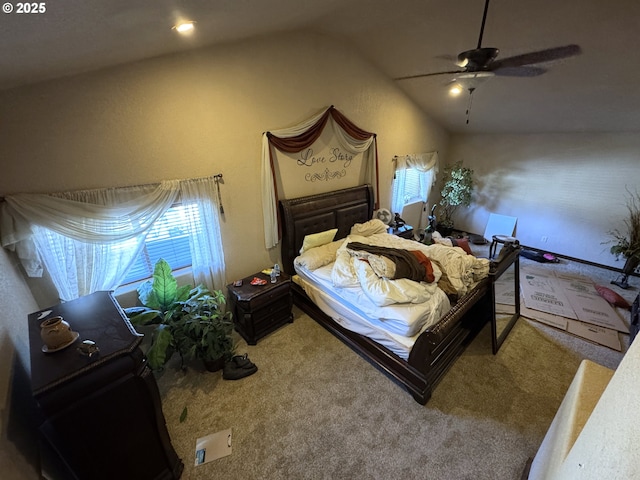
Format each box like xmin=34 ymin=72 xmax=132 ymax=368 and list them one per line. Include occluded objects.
xmin=449 ymin=133 xmax=640 ymax=268
xmin=0 ymin=30 xmax=448 ymax=306
xmin=555 ymin=335 xmax=640 ymax=479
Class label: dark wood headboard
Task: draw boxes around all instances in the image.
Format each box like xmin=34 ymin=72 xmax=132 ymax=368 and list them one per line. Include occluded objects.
xmin=278 ymin=185 xmax=374 ymax=275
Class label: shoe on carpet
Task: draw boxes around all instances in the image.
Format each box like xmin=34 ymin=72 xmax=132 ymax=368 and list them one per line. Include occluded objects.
xmin=223 ymin=354 xmax=258 ymax=380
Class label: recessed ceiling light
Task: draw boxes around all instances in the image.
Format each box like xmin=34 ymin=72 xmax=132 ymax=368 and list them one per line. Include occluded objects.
xmin=173 ymin=21 xmax=195 ymax=34
xmin=449 ymin=84 xmax=463 ymax=96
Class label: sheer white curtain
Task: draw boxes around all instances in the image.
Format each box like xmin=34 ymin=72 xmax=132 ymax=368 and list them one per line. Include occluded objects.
xmin=391 ymin=151 xmax=439 ymax=222
xmin=180 ymin=177 xmax=226 ymax=291
xmin=261 ymin=109 xmax=328 ymax=249
xmin=0 ymin=177 xmax=226 ymax=301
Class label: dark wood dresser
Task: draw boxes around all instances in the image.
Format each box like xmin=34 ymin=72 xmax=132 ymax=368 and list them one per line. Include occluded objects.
xmin=227 ymin=272 xmax=293 ymax=345
xmin=28 ymin=291 xmax=183 ymax=480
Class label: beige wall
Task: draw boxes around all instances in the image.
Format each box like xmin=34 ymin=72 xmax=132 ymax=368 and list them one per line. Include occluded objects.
xmin=0 ymin=29 xmax=445 ymax=475
xmin=0 ymin=247 xmax=40 ymax=478
xmin=0 ymin=31 xmax=448 ymax=306
xmin=449 ymin=133 xmax=640 ymax=268
xmin=0 ymin=247 xmax=36 ymax=427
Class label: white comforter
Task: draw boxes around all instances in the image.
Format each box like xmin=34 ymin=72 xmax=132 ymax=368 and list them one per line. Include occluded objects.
xmin=294 ymin=232 xmax=490 ymax=338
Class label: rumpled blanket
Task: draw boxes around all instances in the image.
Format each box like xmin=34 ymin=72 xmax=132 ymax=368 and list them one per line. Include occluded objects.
xmin=331 ymin=233 xmax=489 ymax=300
xmin=346 ymin=242 xmax=435 ymax=283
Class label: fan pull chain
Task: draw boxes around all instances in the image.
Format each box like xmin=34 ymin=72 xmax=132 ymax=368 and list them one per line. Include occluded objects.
xmin=466 ymin=87 xmax=476 ymax=125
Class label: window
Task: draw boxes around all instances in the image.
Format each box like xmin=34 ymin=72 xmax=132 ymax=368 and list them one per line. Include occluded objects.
xmin=392 ymin=167 xmax=434 ymax=214
xmin=120 ymin=202 xmax=200 ymax=285
xmin=402 ymin=168 xmax=431 ymax=205
xmin=9 ymin=177 xmax=226 ymax=301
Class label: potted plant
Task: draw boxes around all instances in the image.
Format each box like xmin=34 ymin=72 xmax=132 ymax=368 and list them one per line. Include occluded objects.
xmin=606 ymin=188 xmax=640 ymax=289
xmin=173 ymin=290 xmax=236 ymax=372
xmin=124 ymin=259 xmax=235 ymax=371
xmin=437 ymin=160 xmax=474 ymax=236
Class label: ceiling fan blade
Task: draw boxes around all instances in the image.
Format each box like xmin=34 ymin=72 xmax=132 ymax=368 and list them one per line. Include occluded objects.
xmin=491 ymin=44 xmax=582 ymax=69
xmin=492 ymin=66 xmax=547 ymax=77
xmin=394 ymin=70 xmax=465 ymax=81
xmin=435 ymin=54 xmax=458 ymax=62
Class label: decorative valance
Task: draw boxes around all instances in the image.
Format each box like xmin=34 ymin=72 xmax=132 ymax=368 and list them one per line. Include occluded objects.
xmin=261 ymin=106 xmax=379 ymax=249
xmin=392 ymin=151 xmax=439 ymax=173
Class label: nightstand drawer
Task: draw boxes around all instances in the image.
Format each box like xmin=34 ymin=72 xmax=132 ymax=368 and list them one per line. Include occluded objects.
xmin=252 ymin=303 xmax=293 ymax=337
xmin=242 ymin=281 xmax=290 ymax=311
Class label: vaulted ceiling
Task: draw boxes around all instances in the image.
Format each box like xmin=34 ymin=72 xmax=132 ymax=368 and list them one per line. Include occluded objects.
xmin=2 ymin=0 xmax=638 ymax=133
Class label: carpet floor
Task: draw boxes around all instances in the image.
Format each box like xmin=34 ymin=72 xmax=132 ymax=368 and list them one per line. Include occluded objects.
xmin=156 ymin=254 xmax=636 ymax=480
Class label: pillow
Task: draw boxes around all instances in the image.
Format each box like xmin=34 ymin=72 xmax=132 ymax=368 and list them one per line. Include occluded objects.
xmin=350 ymin=219 xmax=388 ymax=237
xmin=299 ymin=228 xmax=338 ymax=254
xmin=295 ymin=239 xmax=343 ymax=270
xmin=595 ymin=285 xmax=631 ymax=309
xmin=450 ymin=237 xmax=473 ymax=255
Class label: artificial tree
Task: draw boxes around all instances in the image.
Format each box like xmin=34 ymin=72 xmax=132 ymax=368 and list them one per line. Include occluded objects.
xmin=438 ymin=160 xmax=474 ymax=235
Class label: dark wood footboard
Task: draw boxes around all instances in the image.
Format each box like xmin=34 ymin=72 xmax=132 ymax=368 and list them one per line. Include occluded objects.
xmin=294 ymin=277 xmax=493 ymax=404
xmin=409 ymin=280 xmax=491 ymax=387
xmin=292 ymin=281 xmax=434 ymax=403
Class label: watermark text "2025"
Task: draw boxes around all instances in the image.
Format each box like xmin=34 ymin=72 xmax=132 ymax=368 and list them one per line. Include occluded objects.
xmin=3 ymin=2 xmax=47 ymax=14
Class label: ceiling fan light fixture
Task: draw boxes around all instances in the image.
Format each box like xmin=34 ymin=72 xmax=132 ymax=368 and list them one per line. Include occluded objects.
xmin=456 ymin=55 xmax=469 ymax=68
xmin=449 ymin=71 xmax=495 ymax=92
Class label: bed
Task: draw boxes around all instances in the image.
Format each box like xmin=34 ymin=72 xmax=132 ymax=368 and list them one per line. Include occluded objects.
xmin=279 ymin=185 xmax=520 ymax=404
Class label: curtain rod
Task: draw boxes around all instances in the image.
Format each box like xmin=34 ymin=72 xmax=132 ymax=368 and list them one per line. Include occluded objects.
xmin=104 ymin=172 xmax=224 ymax=190
xmin=0 ymin=173 xmax=224 ymax=199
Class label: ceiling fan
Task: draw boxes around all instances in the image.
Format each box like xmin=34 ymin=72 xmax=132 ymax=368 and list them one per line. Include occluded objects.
xmin=394 ymin=0 xmax=582 ymax=82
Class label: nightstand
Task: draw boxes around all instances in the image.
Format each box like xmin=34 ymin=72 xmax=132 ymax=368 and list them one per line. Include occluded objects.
xmin=227 ymin=271 xmax=293 ymax=345
xmin=388 ymin=224 xmax=414 ymax=239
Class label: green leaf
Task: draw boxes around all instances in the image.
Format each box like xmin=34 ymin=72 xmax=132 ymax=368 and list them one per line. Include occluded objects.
xmin=137 ymin=281 xmax=160 ymax=309
xmin=126 ymin=309 xmax=163 ymax=326
xmin=147 ymin=325 xmax=173 ymax=370
xmin=124 ymin=306 xmax=147 ymax=317
xmin=176 ymin=284 xmax=193 ymax=302
xmin=179 ymin=406 xmax=188 ymax=423
xmin=152 ymin=259 xmax=178 ymax=311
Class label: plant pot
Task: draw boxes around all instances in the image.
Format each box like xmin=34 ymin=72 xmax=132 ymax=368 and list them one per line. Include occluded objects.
xmin=438 ymin=225 xmax=454 ymax=237
xmin=203 ymin=356 xmax=225 ymax=372
xmin=623 ymin=256 xmax=640 ymax=274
